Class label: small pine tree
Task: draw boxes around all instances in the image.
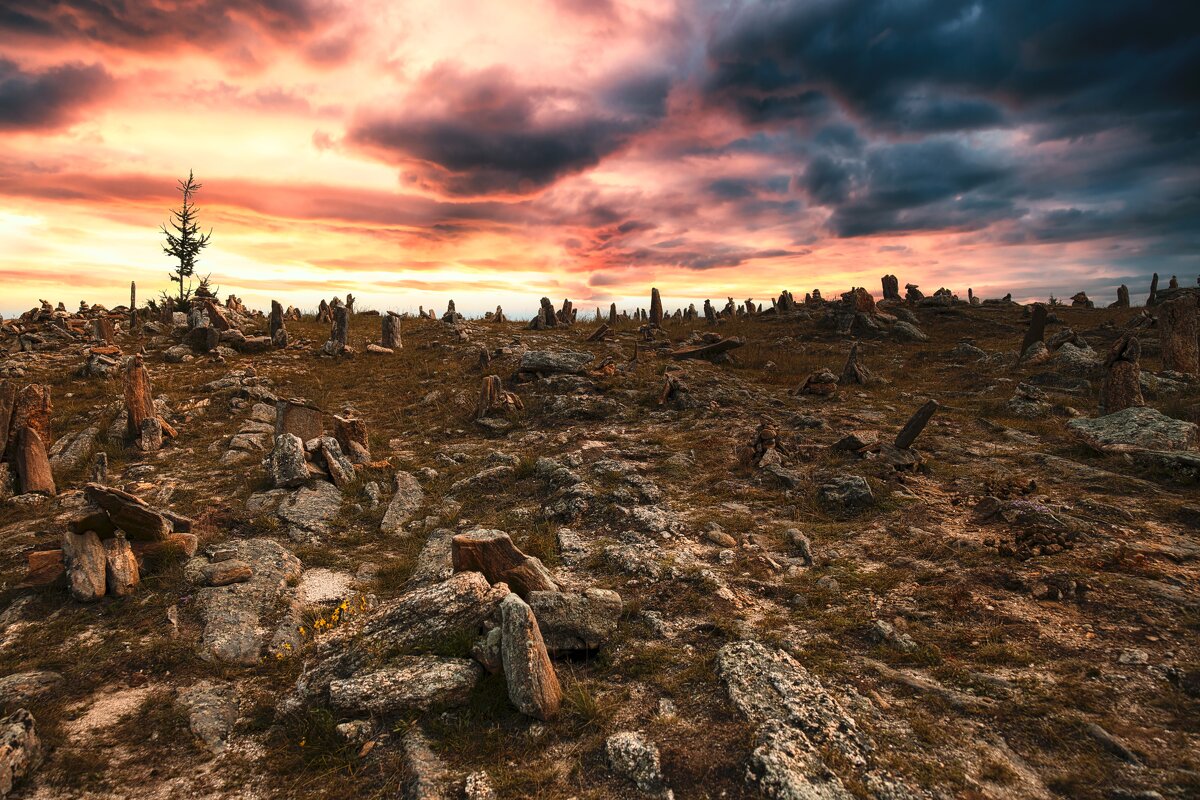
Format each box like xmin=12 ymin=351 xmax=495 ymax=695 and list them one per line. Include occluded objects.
xmin=161 ymin=170 xmax=212 ymax=308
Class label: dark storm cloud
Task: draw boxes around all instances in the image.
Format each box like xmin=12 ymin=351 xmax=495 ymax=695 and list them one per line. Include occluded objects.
xmin=699 ymin=0 xmax=1200 ymax=254
xmin=347 ymin=65 xmax=668 ymax=197
xmin=705 ymin=0 xmax=1200 ymax=138
xmin=0 ymin=0 xmax=325 ymax=50
xmin=0 ymin=59 xmax=113 ymax=131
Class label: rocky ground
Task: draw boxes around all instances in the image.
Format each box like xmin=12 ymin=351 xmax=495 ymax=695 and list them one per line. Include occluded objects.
xmin=0 ymin=289 xmax=1197 ymax=800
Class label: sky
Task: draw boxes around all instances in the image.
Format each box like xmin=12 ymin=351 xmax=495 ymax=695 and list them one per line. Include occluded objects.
xmin=0 ymin=0 xmax=1197 ymax=318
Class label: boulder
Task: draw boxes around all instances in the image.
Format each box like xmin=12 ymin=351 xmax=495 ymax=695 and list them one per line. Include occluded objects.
xmin=13 ymin=427 xmax=54 ymax=496
xmin=452 ymin=530 xmax=558 ymax=599
xmin=379 ymin=471 xmax=425 ymax=534
xmin=527 ymin=589 xmax=621 ymax=653
xmin=606 ymin=732 xmax=669 ymax=796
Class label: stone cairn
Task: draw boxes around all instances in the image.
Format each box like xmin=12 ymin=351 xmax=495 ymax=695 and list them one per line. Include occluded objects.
xmin=1099 ymin=335 xmax=1144 ymax=414
xmin=476 ymin=376 xmax=524 ymax=420
xmin=320 ymin=304 xmax=352 ymax=357
xmin=269 ymin=300 xmax=288 ymax=348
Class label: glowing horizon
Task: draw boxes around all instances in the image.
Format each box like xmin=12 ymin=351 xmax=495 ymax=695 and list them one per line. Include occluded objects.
xmin=1 ymin=0 xmax=1196 ymax=318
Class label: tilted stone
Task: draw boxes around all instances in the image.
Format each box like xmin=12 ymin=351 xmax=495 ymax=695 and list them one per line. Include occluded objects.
xmin=500 ymin=593 xmax=561 ymax=720
xmin=328 ymin=656 xmax=482 ymax=715
xmin=62 ymin=530 xmax=106 ymax=602
xmin=452 ymin=530 xmax=558 ymax=599
xmin=84 ymin=483 xmax=171 ymax=541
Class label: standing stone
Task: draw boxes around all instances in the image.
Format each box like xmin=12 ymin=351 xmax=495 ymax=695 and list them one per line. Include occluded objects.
xmin=123 ymin=355 xmax=155 ymax=440
xmin=1159 ymin=294 xmax=1199 ymax=374
xmin=269 ymin=300 xmax=288 ymax=348
xmin=1114 ymin=285 xmax=1130 ymax=308
xmin=1020 ymin=303 xmax=1048 ymax=357
xmin=381 ymin=313 xmax=402 ymax=349
xmin=129 ymin=281 xmax=138 ymax=333
xmin=650 ymin=288 xmax=663 ymax=326
xmin=499 ymin=593 xmax=561 ymax=720
xmin=838 ymin=342 xmax=874 ymax=385
xmin=895 ymin=399 xmax=939 ymax=450
xmin=275 ymin=399 xmax=323 ymax=442
xmin=608 ymin=303 xmax=618 ymax=326
xmin=103 ymin=533 xmax=139 ymax=597
xmin=322 ymin=305 xmax=350 ymax=356
xmin=267 ymin=434 xmax=308 ymax=488
xmin=14 ymin=427 xmax=55 ymax=496
xmin=0 ymin=381 xmax=14 ymax=460
xmin=90 ymin=451 xmax=108 ymax=484
xmin=1100 ymin=336 xmax=1144 ymax=414
xmin=139 ymin=417 xmax=163 ymax=453
xmin=703 ymin=300 xmax=717 ymax=324
xmin=881 ymin=275 xmax=900 ymax=301
xmin=63 ymin=530 xmax=106 ymax=602
xmin=1148 ymin=273 xmax=1159 ymax=306
xmin=4 ymin=385 xmax=51 ymax=465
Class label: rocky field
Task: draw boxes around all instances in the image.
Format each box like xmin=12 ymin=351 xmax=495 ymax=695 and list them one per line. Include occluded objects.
xmin=0 ymin=286 xmax=1198 ymax=800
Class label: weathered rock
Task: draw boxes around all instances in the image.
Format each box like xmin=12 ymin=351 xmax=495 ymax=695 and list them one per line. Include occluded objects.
xmin=818 ymin=475 xmax=874 ymax=513
xmin=84 ymin=483 xmax=171 ymax=541
xmin=279 ymin=481 xmax=343 ymax=541
xmin=716 ymin=640 xmax=912 ymax=800
xmin=1068 ymin=407 xmax=1198 ymax=453
xmin=139 ymin=416 xmax=163 ymax=452
xmin=190 ymin=559 xmax=253 ymax=587
xmin=402 ymin=727 xmax=453 ymax=800
xmin=266 ymin=433 xmax=308 ymax=488
xmin=650 ymin=288 xmax=664 ymax=326
xmin=517 ymin=350 xmax=594 ymax=375
xmin=607 ymin=731 xmax=670 ymax=796
xmin=1021 ymin=303 xmax=1047 ymax=356
xmin=381 ymin=312 xmax=402 ymax=349
xmin=328 ymin=657 xmax=482 ymax=715
xmin=14 ymin=427 xmax=54 ymax=496
xmin=379 ymin=471 xmax=425 ymax=534
xmin=4 ymin=384 xmax=50 ymax=464
xmin=1158 ymin=294 xmax=1198 ymax=374
xmin=275 ymin=399 xmax=324 ymax=442
xmin=123 ymin=355 xmax=156 ymax=440
xmin=0 ymin=709 xmax=42 ymax=799
xmin=62 ymin=530 xmax=106 ymax=602
xmin=292 ymin=571 xmax=508 ymax=705
xmin=1099 ymin=335 xmax=1144 ymax=414
xmin=178 ymin=681 xmax=238 ymax=754
xmin=890 ymin=321 xmax=927 ymax=342
xmin=500 ymin=593 xmax=561 ymax=720
xmin=881 ymin=275 xmax=900 ymax=301
xmin=0 ymin=672 xmax=62 ymax=705
xmin=452 ymin=530 xmax=558 ymax=599
xmin=895 ymin=399 xmax=939 ymax=449
xmin=527 ymin=589 xmax=621 ymax=653
xmin=103 ymin=533 xmax=139 ymax=597
xmin=195 ymin=539 xmax=302 ymax=665
xmin=333 ymin=416 xmax=371 ymax=464
xmin=48 ymin=425 xmax=98 ymax=471
xmin=317 ymin=436 xmax=356 ymax=489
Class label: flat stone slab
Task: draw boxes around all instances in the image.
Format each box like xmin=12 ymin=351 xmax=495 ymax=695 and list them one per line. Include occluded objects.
xmin=1068 ymin=406 xmax=1198 ymax=452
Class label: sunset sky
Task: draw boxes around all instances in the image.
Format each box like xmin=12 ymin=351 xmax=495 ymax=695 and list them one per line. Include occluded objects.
xmin=1 ymin=0 xmax=1197 ymax=317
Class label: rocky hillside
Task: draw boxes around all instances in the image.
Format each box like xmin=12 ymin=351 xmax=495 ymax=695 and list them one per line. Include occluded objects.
xmin=0 ymin=286 xmax=1197 ymax=799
